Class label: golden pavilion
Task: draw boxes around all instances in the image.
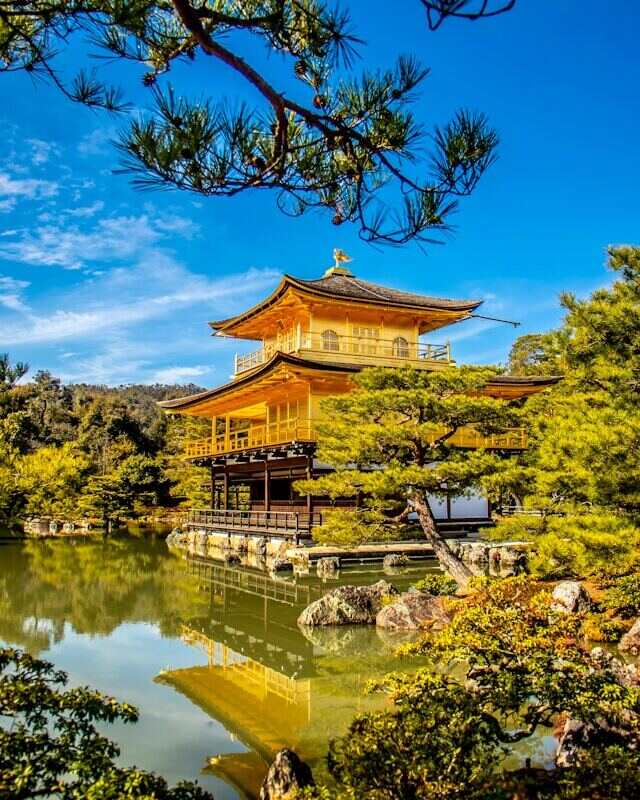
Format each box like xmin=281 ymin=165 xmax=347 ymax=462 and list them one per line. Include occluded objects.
xmin=159 ymin=253 xmax=558 ymax=538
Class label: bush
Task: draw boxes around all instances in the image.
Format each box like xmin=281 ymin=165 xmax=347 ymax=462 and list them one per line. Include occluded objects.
xmin=413 ymin=572 xmax=459 ymax=596
xmin=603 ymin=573 xmax=640 ymax=618
xmin=580 ymin=613 xmax=628 ymax=643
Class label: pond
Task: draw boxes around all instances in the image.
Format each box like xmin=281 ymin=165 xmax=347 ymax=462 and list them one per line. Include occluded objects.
xmin=0 ymin=534 xmax=439 ymax=799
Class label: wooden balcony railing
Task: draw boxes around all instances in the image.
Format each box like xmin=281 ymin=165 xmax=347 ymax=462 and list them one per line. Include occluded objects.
xmin=447 ymin=427 xmax=528 ymax=450
xmin=188 ymin=508 xmax=322 ymax=537
xmin=184 ymin=419 xmax=315 ymax=458
xmin=184 ymin=417 xmax=527 ymax=459
xmin=234 ymin=331 xmax=452 ymax=375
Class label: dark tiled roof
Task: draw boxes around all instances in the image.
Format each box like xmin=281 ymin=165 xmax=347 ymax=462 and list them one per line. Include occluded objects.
xmin=291 ymin=273 xmax=482 ymax=311
xmin=210 ymin=273 xmax=482 ymax=330
xmin=489 ymin=375 xmax=563 ymax=386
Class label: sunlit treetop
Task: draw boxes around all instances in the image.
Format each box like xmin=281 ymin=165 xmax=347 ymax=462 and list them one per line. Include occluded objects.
xmin=0 ymin=0 xmax=508 ymax=245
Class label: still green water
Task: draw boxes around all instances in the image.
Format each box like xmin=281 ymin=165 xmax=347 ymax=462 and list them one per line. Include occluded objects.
xmin=0 ymin=535 xmax=437 ymax=799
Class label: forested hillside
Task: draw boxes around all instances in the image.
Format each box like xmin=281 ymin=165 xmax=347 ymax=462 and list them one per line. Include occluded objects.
xmin=0 ymin=365 xmax=210 ymax=530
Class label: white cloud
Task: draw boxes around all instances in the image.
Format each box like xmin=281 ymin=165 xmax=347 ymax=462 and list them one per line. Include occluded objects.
xmin=66 ymin=201 xmax=105 ymax=218
xmin=151 ymin=365 xmax=209 ymax=384
xmin=0 ymin=256 xmax=278 ymax=346
xmin=0 ymin=213 xmax=195 ymax=270
xmin=0 ymin=172 xmax=58 ymax=201
xmin=0 ymin=275 xmax=30 ymax=313
xmin=27 ymin=139 xmax=60 ymax=166
xmin=77 ymin=128 xmax=116 ymax=158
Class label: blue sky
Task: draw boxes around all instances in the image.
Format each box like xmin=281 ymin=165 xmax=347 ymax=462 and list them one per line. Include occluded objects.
xmin=0 ymin=1 xmax=638 ymax=386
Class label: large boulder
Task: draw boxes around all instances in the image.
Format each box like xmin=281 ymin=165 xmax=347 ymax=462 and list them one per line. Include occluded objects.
xmin=619 ymin=618 xmax=640 ymax=655
xmin=556 ymin=715 xmax=639 ymax=768
xmin=552 ymin=581 xmax=593 ymax=614
xmin=555 ymin=718 xmax=599 ymax=767
xmin=376 ymin=591 xmax=454 ymax=631
xmin=298 ymin=580 xmax=399 ymax=627
xmin=259 ymin=749 xmax=314 ymax=800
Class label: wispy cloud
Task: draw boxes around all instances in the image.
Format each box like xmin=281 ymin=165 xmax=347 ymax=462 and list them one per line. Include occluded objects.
xmin=0 ymin=172 xmax=58 ymax=213
xmin=27 ymin=139 xmax=61 ymax=166
xmin=0 ymin=255 xmax=278 ymax=347
xmin=0 ymin=275 xmax=31 ymax=313
xmin=65 ymin=200 xmax=105 ymax=219
xmin=77 ymin=127 xmax=116 ymax=158
xmin=151 ymin=365 xmax=209 ymax=384
xmin=0 ymin=212 xmax=197 ymax=270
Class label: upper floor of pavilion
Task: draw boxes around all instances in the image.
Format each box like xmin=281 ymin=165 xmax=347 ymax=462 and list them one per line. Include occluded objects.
xmin=212 ymin=252 xmax=482 ymax=378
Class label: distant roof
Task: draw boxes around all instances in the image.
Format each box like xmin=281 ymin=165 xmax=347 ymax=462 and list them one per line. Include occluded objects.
xmin=209 ymin=272 xmax=482 ymax=332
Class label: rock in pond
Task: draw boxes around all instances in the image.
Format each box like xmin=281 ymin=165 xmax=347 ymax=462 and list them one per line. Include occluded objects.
xmin=269 ymin=558 xmax=293 ymax=573
xmin=316 ymin=556 xmax=340 ymax=577
xmin=552 ymin=581 xmax=593 ymax=613
xmin=382 ymin=553 xmax=409 ymax=568
xmin=619 ymin=618 xmax=640 ymax=655
xmin=297 ymin=580 xmax=399 ymax=627
xmin=260 ymin=748 xmax=314 ymax=800
xmin=376 ymin=591 xmax=454 ymax=630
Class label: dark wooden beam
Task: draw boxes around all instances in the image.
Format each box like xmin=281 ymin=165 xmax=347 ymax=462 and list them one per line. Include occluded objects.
xmin=264 ymin=459 xmax=270 ymax=513
xmin=306 ymin=453 xmax=313 ymax=514
xmin=222 ymin=466 xmax=229 ymax=510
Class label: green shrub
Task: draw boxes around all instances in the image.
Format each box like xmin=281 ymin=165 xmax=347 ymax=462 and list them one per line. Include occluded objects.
xmin=603 ymin=573 xmax=640 ymax=618
xmin=413 ymin=572 xmax=459 ymax=596
xmin=580 ymin=613 xmax=628 ymax=643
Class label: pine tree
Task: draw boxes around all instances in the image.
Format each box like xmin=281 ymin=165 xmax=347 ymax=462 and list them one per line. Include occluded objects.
xmin=495 ymin=245 xmax=640 ymax=577
xmin=0 ymin=0 xmax=502 ymax=244
xmin=296 ymin=365 xmax=521 ymax=589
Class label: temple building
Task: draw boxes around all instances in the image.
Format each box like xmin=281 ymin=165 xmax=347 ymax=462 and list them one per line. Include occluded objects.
xmin=159 ymin=254 xmax=559 ymax=538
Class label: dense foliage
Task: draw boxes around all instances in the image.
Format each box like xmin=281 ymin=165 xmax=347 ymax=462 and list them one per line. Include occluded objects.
xmin=0 ymin=365 xmax=210 ymax=530
xmin=0 ymin=647 xmax=214 ymax=799
xmin=492 ymin=245 xmax=640 ymax=578
xmin=296 ymin=365 xmax=521 ymax=587
xmin=303 ymin=577 xmax=640 ymax=800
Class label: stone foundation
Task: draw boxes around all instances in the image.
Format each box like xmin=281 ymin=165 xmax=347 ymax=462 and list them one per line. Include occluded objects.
xmin=23 ymin=517 xmax=96 ymax=539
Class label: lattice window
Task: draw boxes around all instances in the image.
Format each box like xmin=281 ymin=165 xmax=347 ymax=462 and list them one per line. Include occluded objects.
xmin=321 ymin=329 xmax=340 ymax=352
xmin=392 ymin=336 xmax=409 ymax=358
xmin=352 ymin=326 xmax=379 ymax=355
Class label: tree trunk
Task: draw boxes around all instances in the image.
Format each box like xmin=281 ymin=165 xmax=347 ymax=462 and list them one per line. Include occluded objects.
xmin=411 ymin=496 xmax=473 ymax=591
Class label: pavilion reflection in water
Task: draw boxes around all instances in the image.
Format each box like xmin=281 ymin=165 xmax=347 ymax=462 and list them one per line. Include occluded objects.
xmin=156 ymin=555 xmax=424 ymax=799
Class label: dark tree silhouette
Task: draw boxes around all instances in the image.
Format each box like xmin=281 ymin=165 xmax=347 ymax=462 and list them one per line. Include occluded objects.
xmin=421 ymin=0 xmax=516 ymax=30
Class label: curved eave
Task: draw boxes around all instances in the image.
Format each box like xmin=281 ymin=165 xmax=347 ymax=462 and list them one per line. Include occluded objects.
xmin=158 ymin=357 xmax=562 ymax=415
xmin=157 ymin=352 xmax=358 ymax=413
xmin=209 ymin=274 xmax=483 ymax=336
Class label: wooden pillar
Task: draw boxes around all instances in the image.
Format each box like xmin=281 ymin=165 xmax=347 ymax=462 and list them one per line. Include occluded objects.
xmin=306 ymin=453 xmax=313 ymax=513
xmin=264 ymin=459 xmax=270 ymax=512
xmin=222 ymin=466 xmax=229 ymax=510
